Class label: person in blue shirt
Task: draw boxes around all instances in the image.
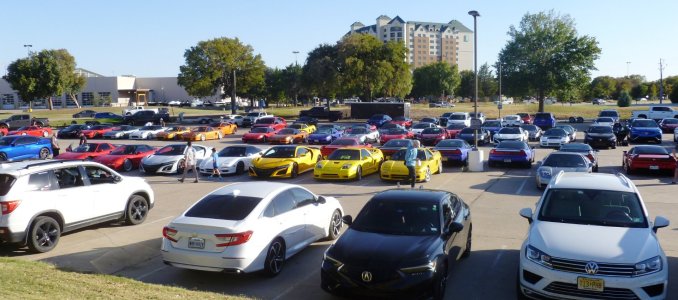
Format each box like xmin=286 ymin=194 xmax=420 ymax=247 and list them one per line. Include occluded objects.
xmin=404 ymin=140 xmax=419 ymax=188
xmin=209 ymin=147 xmax=222 ymax=179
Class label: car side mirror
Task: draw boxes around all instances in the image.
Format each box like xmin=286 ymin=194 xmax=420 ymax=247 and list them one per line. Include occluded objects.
xmin=447 ymin=222 xmax=464 ymax=234
xmin=519 ymin=208 xmax=533 ymax=224
xmin=316 ymin=196 xmax=327 ymax=204
xmin=342 ymin=215 xmax=353 ymax=225
xmin=652 ymin=216 xmax=670 ymax=233
xmin=113 ymin=175 xmax=122 ymax=183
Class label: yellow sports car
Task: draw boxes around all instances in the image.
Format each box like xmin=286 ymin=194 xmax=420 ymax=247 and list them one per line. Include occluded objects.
xmin=181 ymin=126 xmax=222 ymax=141
xmin=314 ymin=147 xmax=384 ymax=180
xmin=249 ymin=145 xmax=322 ymax=178
xmin=155 ymin=126 xmax=190 ymax=140
xmin=380 ymin=147 xmax=443 ymax=182
xmin=287 ymin=123 xmax=317 ymax=134
xmin=210 ymin=122 xmax=238 ymax=135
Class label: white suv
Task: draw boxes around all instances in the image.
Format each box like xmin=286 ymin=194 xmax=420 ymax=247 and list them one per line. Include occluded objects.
xmin=0 ymin=160 xmax=154 ymax=253
xmin=517 ymin=172 xmax=669 ymax=300
xmin=447 ymin=112 xmax=471 ymax=127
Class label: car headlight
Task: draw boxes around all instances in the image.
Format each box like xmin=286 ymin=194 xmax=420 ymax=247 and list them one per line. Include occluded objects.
xmin=539 ymin=168 xmax=551 ymax=178
xmin=526 ymin=245 xmax=552 ymax=268
xmin=315 ymin=162 xmax=323 ymax=169
xmin=400 ymin=260 xmax=437 ymax=274
xmin=341 ymin=164 xmax=352 ymax=169
xmin=258 ymin=135 xmax=264 ymax=139
xmin=323 ymin=252 xmax=344 ymax=269
xmin=635 ymin=256 xmax=662 ymax=276
xmin=325 ymin=136 xmax=331 ymax=140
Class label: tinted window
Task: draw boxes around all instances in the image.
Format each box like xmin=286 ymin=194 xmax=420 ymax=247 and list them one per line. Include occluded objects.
xmin=599 ymin=111 xmax=619 ymax=117
xmin=84 ymin=166 xmax=115 ymax=185
xmin=436 ymin=140 xmax=465 ymax=148
xmin=352 ymin=199 xmax=441 ymax=236
xmin=498 ymin=127 xmax=521 ymax=134
xmin=290 ymin=188 xmax=316 ymax=208
xmin=588 ymin=126 xmax=613 ymax=133
xmin=662 ymin=119 xmax=678 ymax=124
xmin=535 ymin=113 xmax=553 ymax=119
xmin=483 ymin=121 xmax=502 ymax=127
xmin=449 ymin=115 xmax=466 ymax=120
xmin=543 ymin=129 xmax=567 ymax=137
xmin=382 ymin=139 xmax=412 ymax=148
xmin=328 ymin=149 xmax=360 ymax=160
xmin=155 ymin=145 xmax=186 ymax=156
xmin=422 ymin=128 xmax=443 ymax=134
xmin=185 ymin=195 xmax=262 ymax=220
xmin=447 ymin=124 xmax=467 ymax=129
xmin=386 ymin=128 xmax=408 ymax=134
xmin=54 ymin=167 xmax=84 ymax=189
xmin=496 ymin=141 xmax=526 ymax=149
xmin=460 ymin=128 xmax=476 ymax=134
xmin=559 ymin=143 xmax=592 ymax=151
xmin=250 ymin=127 xmax=271 ymax=133
xmin=633 ymin=146 xmax=669 ymax=155
xmin=262 ymin=147 xmax=296 ymax=158
xmin=272 ymin=191 xmax=296 ymax=215
xmin=361 ymin=149 xmax=371 ymax=158
xmin=296 ymin=148 xmax=309 ymax=157
xmin=27 ymin=172 xmax=52 ymax=191
xmin=632 ymin=120 xmax=658 ymax=128
xmin=331 ymin=139 xmax=358 ymax=146
xmin=543 ymin=154 xmax=587 ymax=167
xmin=16 ymin=137 xmax=38 ymax=145
xmin=521 ymin=125 xmax=537 ymax=131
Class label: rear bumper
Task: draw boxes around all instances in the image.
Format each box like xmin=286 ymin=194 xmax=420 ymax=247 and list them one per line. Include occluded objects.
xmin=0 ymin=227 xmax=25 ymax=244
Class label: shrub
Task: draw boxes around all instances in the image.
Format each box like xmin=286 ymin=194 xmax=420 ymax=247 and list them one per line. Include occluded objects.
xmin=617 ymin=91 xmax=631 ymax=107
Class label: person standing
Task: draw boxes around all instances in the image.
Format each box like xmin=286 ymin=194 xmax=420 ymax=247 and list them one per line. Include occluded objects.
xmin=50 ymin=133 xmax=60 ymax=157
xmin=404 ymin=140 xmax=419 ymax=188
xmin=159 ymin=118 xmax=166 ymax=127
xmin=179 ymin=141 xmax=199 ymax=183
xmin=79 ymin=132 xmax=88 ymax=145
xmin=209 ymin=148 xmax=222 ymax=179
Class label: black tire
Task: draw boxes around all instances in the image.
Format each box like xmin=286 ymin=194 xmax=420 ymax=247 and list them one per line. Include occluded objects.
xmin=290 ymin=163 xmax=298 ymax=178
xmin=624 ymin=162 xmax=633 ymax=175
xmin=424 ymin=167 xmax=431 ymax=182
xmin=28 ymin=216 xmax=61 ymax=253
xmin=125 ymin=195 xmax=149 ymax=225
xmin=488 ymin=161 xmax=496 ymax=168
xmin=432 ymin=262 xmax=449 ymax=300
xmin=327 ymin=209 xmax=342 ymax=240
xmin=122 ymin=159 xmax=133 ymax=172
xmin=200 ymin=119 xmax=208 ymax=124
xmin=593 ymin=165 xmax=599 ymax=172
xmin=176 ymin=159 xmax=185 ymax=174
xmin=262 ymin=136 xmax=267 ymax=143
xmin=355 ymin=166 xmax=362 ymax=181
xmin=0 ymin=153 xmax=8 ymax=161
xmin=461 ymin=224 xmax=472 ymax=258
xmin=39 ymin=147 xmax=50 ymax=159
xmin=235 ymin=161 xmax=245 ymax=175
xmin=568 ymin=117 xmax=576 ymax=123
xmin=263 ymin=238 xmax=286 ymax=277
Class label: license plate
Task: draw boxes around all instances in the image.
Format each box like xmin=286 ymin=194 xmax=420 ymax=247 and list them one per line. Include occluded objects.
xmin=577 ymin=277 xmax=604 ymax=292
xmin=504 ymin=159 xmax=512 ymax=163
xmin=650 ymin=166 xmax=659 ymax=170
xmin=188 ymin=237 xmax=205 ymax=249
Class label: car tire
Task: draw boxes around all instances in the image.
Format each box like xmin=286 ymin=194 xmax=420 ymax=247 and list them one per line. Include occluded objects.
xmin=436 ymin=161 xmax=443 ymax=174
xmin=432 ymin=261 xmax=449 ymax=300
xmin=424 ymin=167 xmax=431 ymax=182
xmin=125 ymin=195 xmax=149 ymax=225
xmin=28 ymin=216 xmax=61 ymax=253
xmin=624 ymin=162 xmax=633 ymax=175
xmin=355 ymin=166 xmax=362 ymax=181
xmin=461 ymin=224 xmax=472 ymax=258
xmin=0 ymin=153 xmax=7 ymax=161
xmin=122 ymin=159 xmax=133 ymax=172
xmin=39 ymin=147 xmax=50 ymax=159
xmin=290 ymin=163 xmax=298 ymax=178
xmin=263 ymin=238 xmax=286 ymax=277
xmin=235 ymin=161 xmax=245 ymax=175
xmin=262 ymin=136 xmax=267 ymax=143
xmin=593 ymin=165 xmax=599 ymax=172
xmin=176 ymin=159 xmax=186 ymax=174
xmin=326 ymin=209 xmax=342 ymax=240
xmin=488 ymin=161 xmax=496 ymax=168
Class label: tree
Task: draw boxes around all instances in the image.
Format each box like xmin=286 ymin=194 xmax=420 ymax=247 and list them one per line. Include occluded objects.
xmin=411 ymin=62 xmax=460 ymax=99
xmin=670 ymin=84 xmax=678 ymax=104
xmin=302 ymin=44 xmax=340 ymax=101
xmin=456 ymin=70 xmax=475 ymax=99
xmin=3 ymin=49 xmax=86 ymax=109
xmin=281 ymin=64 xmax=303 ymax=106
xmin=589 ymin=76 xmax=616 ymax=99
xmin=478 ymin=63 xmax=497 ymax=100
xmin=497 ymin=11 xmax=601 ymax=112
xmin=631 ymin=83 xmax=649 ymax=100
xmin=617 ymin=90 xmax=631 ymax=107
xmin=177 ymin=37 xmax=266 ymax=112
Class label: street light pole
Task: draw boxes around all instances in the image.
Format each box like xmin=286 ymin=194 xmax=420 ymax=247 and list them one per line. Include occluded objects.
xmin=498 ymin=63 xmax=502 ymax=119
xmin=231 ymin=68 xmax=237 ymax=114
xmin=293 ymin=51 xmax=300 ymax=66
xmin=468 ymin=10 xmax=480 ymax=149
xmin=659 ymin=59 xmax=665 ymax=104
xmin=23 ymin=44 xmax=32 ymax=57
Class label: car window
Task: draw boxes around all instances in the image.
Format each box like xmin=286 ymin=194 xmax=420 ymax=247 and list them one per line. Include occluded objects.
xmin=272 ymin=190 xmax=296 ymax=215
xmin=27 ymin=171 xmax=54 ymax=191
xmin=0 ymin=174 xmax=16 ymax=196
xmin=290 ymin=188 xmax=316 ymax=208
xmin=361 ymin=149 xmax=371 ymax=158
xmin=84 ymin=166 xmax=115 ymax=185
xmin=352 ymin=199 xmax=441 ymax=236
xmin=296 ymin=148 xmax=309 ymax=157
xmin=442 ymin=198 xmax=453 ymax=226
xmin=54 ymin=167 xmax=85 ymax=189
xmin=16 ymin=136 xmax=38 ymax=145
xmin=185 ymin=194 xmax=263 ymax=220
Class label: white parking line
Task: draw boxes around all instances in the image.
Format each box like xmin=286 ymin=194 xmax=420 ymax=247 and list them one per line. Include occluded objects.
xmin=515 ymin=172 xmax=530 ymax=195
xmin=135 ymin=265 xmax=168 ymax=280
xmin=489 ymin=245 xmax=508 ymax=271
xmin=271 ymin=268 xmax=320 ymax=300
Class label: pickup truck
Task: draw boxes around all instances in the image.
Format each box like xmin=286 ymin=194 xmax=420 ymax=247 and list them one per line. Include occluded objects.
xmin=0 ymin=114 xmax=50 ymax=129
xmin=299 ymin=106 xmax=343 ymax=122
xmin=123 ymin=106 xmax=159 ymax=116
xmin=632 ymin=106 xmax=678 ymax=121
xmin=122 ymin=110 xmax=170 ymax=126
xmin=242 ymin=111 xmax=272 ymax=127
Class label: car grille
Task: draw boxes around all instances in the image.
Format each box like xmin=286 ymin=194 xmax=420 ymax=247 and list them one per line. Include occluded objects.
xmin=319 ymin=173 xmax=339 ymax=178
xmin=251 ymin=166 xmax=285 ymax=177
xmin=142 ymin=163 xmax=171 ymax=173
xmin=550 ymin=257 xmax=636 ymax=276
xmin=339 ymin=264 xmax=401 ymax=284
xmin=544 ymin=282 xmax=639 ymax=300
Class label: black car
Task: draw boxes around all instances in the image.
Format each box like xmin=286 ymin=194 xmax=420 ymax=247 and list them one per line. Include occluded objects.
xmin=72 ymin=110 xmax=97 ymax=118
xmin=296 ymin=116 xmax=319 ymax=126
xmin=321 ymin=189 xmax=472 ymax=300
xmin=57 ymin=124 xmax=92 ymax=138
xmin=584 ymin=125 xmax=616 ymax=149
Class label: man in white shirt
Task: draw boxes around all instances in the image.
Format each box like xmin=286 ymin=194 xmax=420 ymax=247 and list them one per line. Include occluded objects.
xmin=178 ymin=141 xmax=199 ymax=183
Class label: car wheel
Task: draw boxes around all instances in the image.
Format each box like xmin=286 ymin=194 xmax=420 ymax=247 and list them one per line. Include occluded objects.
xmin=122 ymin=159 xmax=133 ymax=172
xmin=28 ymin=216 xmax=61 ymax=253
xmin=327 ymin=209 xmax=342 ymax=240
xmin=176 ymin=159 xmax=186 ymax=174
xmin=263 ymin=238 xmax=286 ymax=277
xmin=593 ymin=164 xmax=599 ymax=172
xmin=125 ymin=195 xmax=149 ymax=225
xmin=0 ymin=153 xmax=7 ymax=161
xmin=39 ymin=148 xmax=50 ymax=159
xmin=290 ymin=163 xmax=298 ymax=178
xmin=437 ymin=161 xmax=443 ymax=174
xmin=488 ymin=160 xmax=495 ymax=167
xmin=624 ymin=162 xmax=633 ymax=175
xmin=200 ymin=119 xmax=208 ymax=124
xmin=424 ymin=167 xmax=431 ymax=182
xmin=235 ymin=161 xmax=245 ymax=175
xmin=262 ymin=136 xmax=267 ymax=143
xmin=432 ymin=262 xmax=449 ymax=300
xmin=355 ymin=166 xmax=362 ymax=181
xmin=461 ymin=224 xmax=472 ymax=258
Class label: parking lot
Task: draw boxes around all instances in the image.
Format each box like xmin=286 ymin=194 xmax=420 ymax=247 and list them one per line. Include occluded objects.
xmin=2 ymin=123 xmax=678 ymax=299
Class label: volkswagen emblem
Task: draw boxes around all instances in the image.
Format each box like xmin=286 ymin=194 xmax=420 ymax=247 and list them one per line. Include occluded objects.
xmin=361 ymin=271 xmax=373 ymax=282
xmin=585 ymin=262 xmax=599 ymax=275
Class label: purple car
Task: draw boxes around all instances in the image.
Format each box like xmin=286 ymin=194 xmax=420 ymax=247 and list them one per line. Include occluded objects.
xmin=433 ymin=139 xmax=473 ymax=166
xmin=488 ymin=141 xmax=535 ymax=168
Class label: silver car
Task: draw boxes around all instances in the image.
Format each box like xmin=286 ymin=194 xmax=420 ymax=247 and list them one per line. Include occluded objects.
xmin=535 ymin=152 xmax=592 ymax=189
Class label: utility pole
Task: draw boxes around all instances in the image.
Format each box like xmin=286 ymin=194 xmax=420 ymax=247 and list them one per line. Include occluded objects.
xmin=659 ymin=59 xmax=665 ymax=104
xmin=231 ymin=69 xmax=237 ymax=114
xmin=498 ymin=64 xmax=502 ymax=119
xmin=626 ymin=61 xmax=631 ymax=77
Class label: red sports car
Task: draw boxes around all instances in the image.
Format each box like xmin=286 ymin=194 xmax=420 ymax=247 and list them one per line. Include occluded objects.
xmin=252 ymin=117 xmax=287 ymax=131
xmin=0 ymin=127 xmax=8 ymax=137
xmin=92 ymin=144 xmax=156 ymax=172
xmin=445 ymin=124 xmax=467 ymax=139
xmin=418 ymin=127 xmax=449 ymax=146
xmin=8 ymin=126 xmax=53 ymax=137
xmin=380 ymin=128 xmax=414 ymax=144
xmin=55 ymin=142 xmax=116 ymax=160
xmin=622 ymin=145 xmax=676 ymax=174
xmin=391 ymin=116 xmax=413 ymax=129
xmin=659 ymin=118 xmax=678 ymax=133
xmin=80 ymin=124 xmax=114 ymax=139
xmin=320 ymin=137 xmax=372 ymax=157
xmin=517 ymin=113 xmax=532 ymax=125
xmin=242 ymin=127 xmax=278 ymax=143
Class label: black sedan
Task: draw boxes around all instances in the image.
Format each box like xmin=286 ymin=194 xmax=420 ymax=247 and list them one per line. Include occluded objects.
xmin=584 ymin=125 xmax=616 ymax=149
xmin=57 ymin=124 xmax=92 ymax=138
xmin=72 ymin=110 xmax=97 ymax=118
xmin=456 ymin=127 xmax=491 ymax=145
xmin=321 ymin=189 xmax=472 ymax=300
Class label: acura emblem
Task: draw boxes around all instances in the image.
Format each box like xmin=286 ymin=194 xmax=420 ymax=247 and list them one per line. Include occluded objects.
xmin=361 ymin=271 xmax=373 ymax=282
xmin=585 ymin=262 xmax=599 ymax=275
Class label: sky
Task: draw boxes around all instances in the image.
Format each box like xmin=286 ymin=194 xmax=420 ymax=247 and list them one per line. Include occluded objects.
xmin=1 ymin=0 xmax=676 ymax=81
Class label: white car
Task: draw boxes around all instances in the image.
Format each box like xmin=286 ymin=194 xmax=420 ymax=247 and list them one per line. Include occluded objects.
xmin=168 ymin=100 xmax=182 ymax=106
xmin=161 ymin=182 xmax=344 ymax=275
xmin=447 ymin=112 xmax=471 ymax=127
xmin=540 ymin=128 xmax=571 ymax=148
xmin=518 ymin=172 xmax=669 ymax=300
xmin=128 ymin=125 xmax=167 ymax=140
xmin=140 ymin=144 xmax=209 ymax=174
xmin=0 ymin=160 xmax=154 ymax=253
xmin=102 ymin=125 xmax=140 ymax=139
xmin=493 ymin=127 xmax=528 ymax=144
xmin=410 ymin=122 xmax=437 ymax=136
xmin=198 ymin=145 xmax=264 ymax=176
xmin=502 ymin=115 xmax=523 ymax=127
xmin=594 ymin=117 xmax=615 ymax=127
xmin=344 ymin=127 xmax=379 ymax=144
xmin=224 ymin=114 xmax=244 ymax=126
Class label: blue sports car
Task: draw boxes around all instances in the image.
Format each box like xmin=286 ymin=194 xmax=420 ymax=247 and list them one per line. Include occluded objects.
xmin=629 ymin=119 xmax=662 ymax=144
xmin=488 ymin=141 xmax=535 ymax=168
xmin=0 ymin=136 xmax=53 ymax=161
xmin=367 ymin=114 xmax=392 ymax=128
xmin=308 ymin=127 xmax=343 ymax=144
xmin=481 ymin=120 xmax=504 ymax=136
xmin=433 ymin=139 xmax=473 ymax=165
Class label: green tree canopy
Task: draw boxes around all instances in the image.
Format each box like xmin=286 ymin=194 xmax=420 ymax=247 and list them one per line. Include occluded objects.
xmin=497 ymin=10 xmax=601 ymax=111
xmin=456 ymin=70 xmax=475 ymax=99
xmin=589 ymin=76 xmax=617 ymax=99
xmin=478 ymin=63 xmax=497 ymax=100
xmin=302 ymin=44 xmax=339 ymax=100
xmin=411 ymin=62 xmax=460 ymax=99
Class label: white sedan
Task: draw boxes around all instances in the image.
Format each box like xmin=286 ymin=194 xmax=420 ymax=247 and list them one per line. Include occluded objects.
xmin=410 ymin=122 xmax=437 ymax=136
xmin=128 ymin=125 xmax=167 ymax=139
xmin=224 ymin=114 xmax=245 ymax=126
xmin=102 ymin=125 xmax=140 ymax=139
xmin=493 ymin=127 xmax=528 ymax=144
xmin=344 ymin=127 xmax=379 ymax=144
xmin=161 ymin=182 xmax=344 ymax=276
xmin=502 ymin=115 xmax=523 ymax=127
xmin=198 ymin=145 xmax=264 ymax=175
xmin=140 ymin=144 xmax=209 ymax=174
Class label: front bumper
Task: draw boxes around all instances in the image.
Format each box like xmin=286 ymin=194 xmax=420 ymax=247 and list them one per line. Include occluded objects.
xmin=140 ymin=162 xmax=177 ymax=174
xmin=314 ymin=168 xmax=357 ymax=180
xmin=629 ymin=132 xmax=662 ymax=143
xmin=540 ymin=139 xmax=566 ymax=147
xmin=249 ymin=165 xmax=292 ymax=178
xmin=200 ymin=164 xmax=238 ymax=175
xmin=380 ymin=170 xmax=426 ymax=182
xmin=585 ymin=137 xmax=616 ymax=148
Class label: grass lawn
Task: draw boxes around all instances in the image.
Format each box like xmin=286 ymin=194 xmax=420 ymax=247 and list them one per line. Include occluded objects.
xmin=0 ymin=257 xmax=248 ymax=300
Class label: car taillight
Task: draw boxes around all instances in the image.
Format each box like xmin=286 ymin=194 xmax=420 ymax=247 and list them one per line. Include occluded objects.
xmin=215 ymin=231 xmax=253 ymax=247
xmin=450 ymin=149 xmax=462 ymax=154
xmin=490 ymin=149 xmax=497 ymax=154
xmin=587 ymin=154 xmax=595 ymax=162
xmin=1 ymin=200 xmax=20 ymax=215
xmin=163 ymin=226 xmax=178 ymax=242
xmin=520 ymin=150 xmax=526 ymax=156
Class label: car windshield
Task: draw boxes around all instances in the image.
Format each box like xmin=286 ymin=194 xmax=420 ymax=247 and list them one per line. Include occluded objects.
xmin=634 ymin=146 xmax=669 ymax=155
xmin=459 ymin=128 xmax=476 ymax=134
xmin=596 ymin=117 xmax=614 ymax=123
xmin=632 ymin=120 xmax=658 ymax=128
xmin=185 ymin=194 xmax=263 ymax=221
xmin=449 ymin=115 xmax=466 ymax=120
xmin=544 ymin=129 xmax=567 ymax=137
xmin=483 ymin=121 xmax=502 ymax=127
xmin=349 ymin=128 xmax=367 ymax=134
xmin=559 ymin=143 xmax=592 ymax=152
xmin=219 ymin=146 xmax=247 ymax=157
xmin=247 ymin=113 xmax=260 ymax=117
xmin=262 ymin=147 xmax=296 ymax=158
xmin=535 ymin=113 xmax=552 ymax=120
xmin=543 ymin=154 xmax=587 ymax=167
xmin=436 ymin=140 xmax=465 ymax=148
xmin=387 ymin=128 xmax=407 ymax=134
xmin=256 ymin=118 xmax=275 ymax=124
xmin=496 ymin=141 xmax=526 ymax=149
xmin=588 ymin=126 xmax=613 ymax=133
xmin=599 ymin=111 xmax=619 ymax=117
xmin=521 ymin=125 xmax=537 ymax=131
xmin=413 ymin=123 xmax=431 ymax=129
xmin=72 ymin=143 xmax=98 ymax=153
xmin=278 ymin=128 xmax=295 ymax=135
xmin=447 ymin=124 xmax=466 ymax=130
xmin=555 ymin=126 xmax=573 ymax=133
xmin=498 ymin=127 xmax=521 ymax=134
xmin=391 ymin=149 xmax=426 ymax=161
xmin=315 ymin=128 xmax=332 ymax=134
xmin=422 ymin=128 xmax=443 ymax=134
xmin=662 ymin=119 xmax=678 ymax=124
xmin=351 ymin=199 xmax=440 ymax=236
xmin=504 ymin=116 xmax=519 ymax=121
xmin=327 ymin=149 xmax=361 ymax=160
xmin=110 ymin=145 xmax=139 ymax=155
xmin=441 ymin=113 xmax=454 ymax=118
xmin=250 ymin=127 xmax=271 ymax=133
xmin=155 ymin=145 xmax=186 ymax=156
xmin=382 ymin=139 xmax=412 ymax=148
xmin=538 ymin=188 xmax=647 ymax=228
xmin=331 ymin=139 xmax=357 ymax=146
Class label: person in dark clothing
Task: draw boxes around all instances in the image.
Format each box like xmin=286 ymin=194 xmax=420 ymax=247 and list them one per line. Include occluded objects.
xmin=79 ymin=132 xmax=88 ymax=145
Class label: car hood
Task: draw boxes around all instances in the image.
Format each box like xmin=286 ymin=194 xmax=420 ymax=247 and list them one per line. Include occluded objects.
xmin=253 ymin=157 xmax=296 ymax=168
xmin=309 ymin=133 xmax=331 ymax=139
xmin=319 ymin=160 xmax=358 ymax=172
xmin=142 ymin=155 xmax=180 ymax=165
xmin=329 ymin=228 xmax=440 ymax=267
xmin=528 ymin=221 xmax=659 ymax=263
xmin=538 ymin=166 xmax=589 ymax=174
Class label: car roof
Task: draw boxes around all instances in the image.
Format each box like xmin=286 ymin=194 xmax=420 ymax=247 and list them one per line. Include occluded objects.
xmin=549 ymin=172 xmax=635 ymax=193
xmin=372 ymin=188 xmax=451 ymax=204
xmin=210 ymin=182 xmax=296 ymax=199
xmin=0 ymin=160 xmax=102 ymax=177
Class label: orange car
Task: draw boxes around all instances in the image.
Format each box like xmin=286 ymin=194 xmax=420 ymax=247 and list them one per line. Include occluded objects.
xmin=181 ymin=126 xmax=222 ymax=141
xmin=210 ymin=122 xmax=238 ymax=136
xmin=8 ymin=126 xmax=53 ymax=137
xmin=156 ymin=126 xmax=191 ymax=140
xmin=268 ymin=128 xmax=308 ymax=144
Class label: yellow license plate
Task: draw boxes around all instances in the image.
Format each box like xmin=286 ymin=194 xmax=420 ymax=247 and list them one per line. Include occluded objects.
xmin=577 ymin=277 xmax=604 ymax=292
